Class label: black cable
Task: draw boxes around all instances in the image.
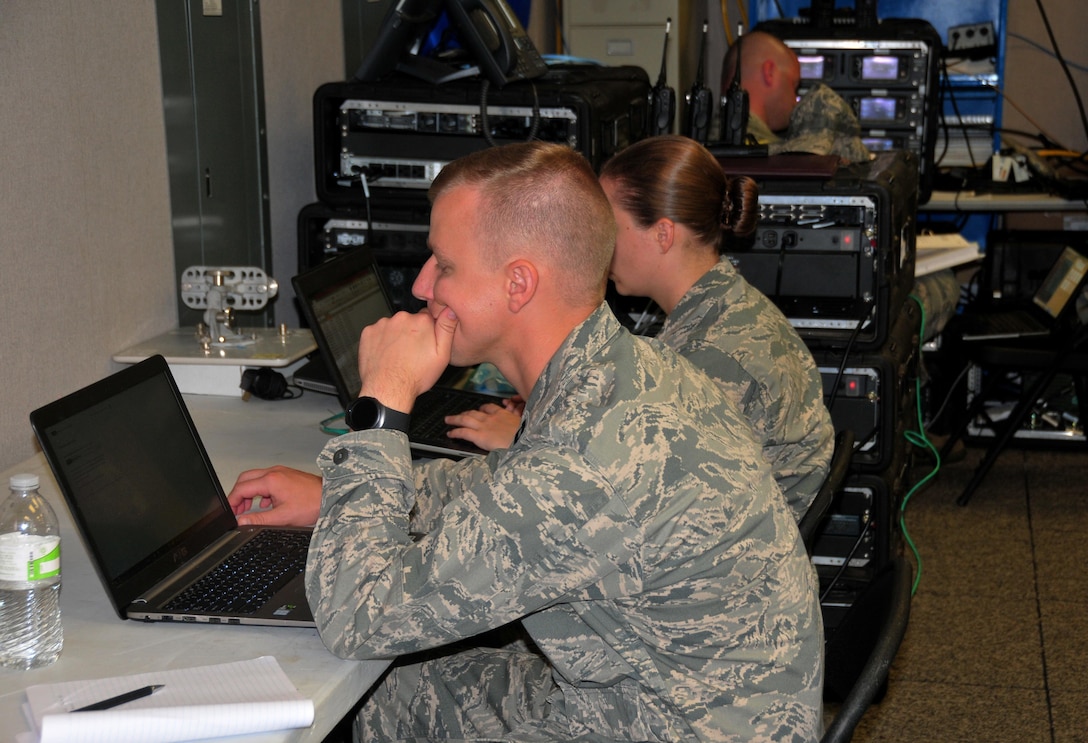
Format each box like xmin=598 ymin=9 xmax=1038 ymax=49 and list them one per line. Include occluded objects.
xmin=824 ymin=303 xmax=869 ymax=407
xmin=934 ymin=66 xmax=954 ymax=168
xmin=925 ymin=363 xmax=970 ymax=434
xmin=1034 ymin=0 xmax=1088 ymax=145
xmin=480 ymin=79 xmax=541 ymax=147
xmin=819 ymin=520 xmax=872 ymax=605
xmin=995 ymin=127 xmax=1055 ymax=147
xmin=940 ymin=60 xmax=981 ymax=169
xmin=773 ymin=239 xmax=787 ymax=298
xmin=346 ymin=162 xmax=380 ymax=248
xmin=631 ymin=298 xmax=662 ymax=335
xmin=362 ymin=170 xmax=375 ymax=249
xmin=240 ymin=368 xmax=303 ymax=400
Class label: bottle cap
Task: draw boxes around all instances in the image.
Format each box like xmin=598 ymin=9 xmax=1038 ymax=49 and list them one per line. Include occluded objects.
xmin=9 ymin=473 xmax=40 ymax=490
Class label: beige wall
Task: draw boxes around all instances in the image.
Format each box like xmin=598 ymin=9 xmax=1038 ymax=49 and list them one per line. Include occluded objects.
xmin=1003 ymin=0 xmax=1087 ymax=154
xmin=0 ymin=2 xmax=174 ymax=472
xmin=0 ymin=1 xmax=342 ymax=472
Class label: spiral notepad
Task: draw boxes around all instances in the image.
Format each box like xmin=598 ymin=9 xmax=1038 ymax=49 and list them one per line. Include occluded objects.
xmin=21 ymin=656 xmax=313 ymax=743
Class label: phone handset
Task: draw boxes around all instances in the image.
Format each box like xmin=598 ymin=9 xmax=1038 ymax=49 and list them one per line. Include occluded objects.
xmin=684 ymin=20 xmax=712 ymax=144
xmin=444 ymin=0 xmax=549 ymax=88
xmin=649 ymin=18 xmax=676 ymax=135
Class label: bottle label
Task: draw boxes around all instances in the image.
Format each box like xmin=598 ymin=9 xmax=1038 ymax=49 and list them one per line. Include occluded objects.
xmin=0 ymin=533 xmax=61 ymax=582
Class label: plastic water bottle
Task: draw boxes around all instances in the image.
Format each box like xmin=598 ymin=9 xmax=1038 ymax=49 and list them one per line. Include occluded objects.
xmin=0 ymin=473 xmax=62 ymax=669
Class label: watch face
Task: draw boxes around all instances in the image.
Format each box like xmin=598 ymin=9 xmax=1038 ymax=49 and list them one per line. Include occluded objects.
xmin=346 ymin=396 xmax=410 ymax=433
xmin=346 ymin=397 xmax=380 ymax=431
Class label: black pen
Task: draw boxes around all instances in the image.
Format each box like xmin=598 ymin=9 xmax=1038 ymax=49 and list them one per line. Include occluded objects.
xmin=73 ymin=684 xmax=165 ymax=712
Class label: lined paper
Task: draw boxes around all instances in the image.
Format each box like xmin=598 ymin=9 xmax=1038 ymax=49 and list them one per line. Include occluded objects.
xmin=21 ymin=656 xmax=314 ymax=743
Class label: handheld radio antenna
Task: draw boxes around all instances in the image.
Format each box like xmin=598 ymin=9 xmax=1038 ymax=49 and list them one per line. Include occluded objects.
xmin=685 ymin=20 xmax=713 ymax=143
xmin=649 ymin=18 xmax=676 ymax=135
xmin=694 ymin=21 xmax=708 ymax=88
xmin=657 ymin=18 xmax=670 ymax=87
xmin=720 ymin=24 xmax=750 ymax=146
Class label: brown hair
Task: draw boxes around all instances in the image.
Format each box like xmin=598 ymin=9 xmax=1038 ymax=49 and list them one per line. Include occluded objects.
xmin=720 ymin=30 xmax=795 ymax=95
xmin=599 ymin=135 xmax=760 ymax=250
xmin=429 ymin=142 xmax=615 ymax=304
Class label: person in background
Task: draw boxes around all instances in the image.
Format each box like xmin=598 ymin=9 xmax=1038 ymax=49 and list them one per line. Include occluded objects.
xmin=721 ymin=29 xmax=871 ymax=163
xmin=229 ymin=141 xmax=824 ymax=742
xmin=448 ymin=134 xmax=835 ymax=523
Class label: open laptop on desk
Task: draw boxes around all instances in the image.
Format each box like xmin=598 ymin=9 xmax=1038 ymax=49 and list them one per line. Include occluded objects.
xmin=29 ymin=355 xmax=315 ymax=627
xmin=960 ymin=246 xmax=1088 ymax=341
xmin=292 ymin=247 xmax=508 ymax=458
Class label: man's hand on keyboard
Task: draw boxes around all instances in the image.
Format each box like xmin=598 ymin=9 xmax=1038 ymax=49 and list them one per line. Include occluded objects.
xmin=227 ymin=465 xmax=322 ymax=527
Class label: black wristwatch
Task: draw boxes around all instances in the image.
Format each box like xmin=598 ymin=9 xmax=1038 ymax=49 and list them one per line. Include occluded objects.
xmin=344 ymin=396 xmax=411 ymax=433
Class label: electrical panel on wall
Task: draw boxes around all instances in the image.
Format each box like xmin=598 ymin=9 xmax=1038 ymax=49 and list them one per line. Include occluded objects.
xmin=155 ymin=0 xmax=274 ymax=328
xmin=562 ymin=0 xmax=696 ymax=134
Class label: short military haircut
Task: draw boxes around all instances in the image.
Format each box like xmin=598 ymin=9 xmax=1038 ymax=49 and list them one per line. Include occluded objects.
xmin=429 ymin=142 xmax=615 ymax=305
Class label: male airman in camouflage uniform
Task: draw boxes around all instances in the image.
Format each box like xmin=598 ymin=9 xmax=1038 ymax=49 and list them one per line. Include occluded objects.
xmin=301 ymin=142 xmax=823 ymax=741
xmin=445 ymin=135 xmax=834 ymax=525
xmin=721 ymin=30 xmax=870 ymax=163
xmin=656 ymin=256 xmax=834 ymax=522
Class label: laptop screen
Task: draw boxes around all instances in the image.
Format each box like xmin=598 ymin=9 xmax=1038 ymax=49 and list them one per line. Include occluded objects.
xmin=293 ymin=248 xmax=394 ymax=407
xmin=1033 ymin=246 xmax=1088 ymax=319
xmin=31 ymin=356 xmax=236 ymax=607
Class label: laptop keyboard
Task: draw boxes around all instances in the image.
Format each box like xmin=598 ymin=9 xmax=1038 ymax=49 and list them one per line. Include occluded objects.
xmin=981 ymin=309 xmax=1045 ymax=335
xmin=411 ymin=390 xmax=483 ymax=441
xmin=411 ymin=389 xmax=509 ymax=448
xmin=163 ymin=530 xmax=310 ymax=615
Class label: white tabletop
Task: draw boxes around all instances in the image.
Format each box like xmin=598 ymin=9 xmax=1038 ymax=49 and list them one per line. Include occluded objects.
xmin=923 ymin=190 xmax=1087 ymax=212
xmin=112 ymin=327 xmax=316 ymax=368
xmin=0 ymin=390 xmax=389 ymax=742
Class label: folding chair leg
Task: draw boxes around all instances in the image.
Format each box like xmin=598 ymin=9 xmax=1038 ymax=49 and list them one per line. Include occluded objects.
xmin=957 ymin=368 xmax=1061 ymax=506
xmin=940 ymin=363 xmax=998 ymax=462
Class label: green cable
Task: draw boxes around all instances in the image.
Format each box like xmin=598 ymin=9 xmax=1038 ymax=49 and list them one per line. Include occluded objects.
xmin=901 ymin=293 xmax=941 ymax=596
xmin=321 ymin=411 xmax=349 ymax=436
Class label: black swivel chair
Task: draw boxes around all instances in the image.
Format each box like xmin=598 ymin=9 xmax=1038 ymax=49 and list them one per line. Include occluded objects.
xmin=937 ymin=234 xmax=1088 ymax=506
xmin=941 ymin=322 xmax=1088 ymax=505
xmin=799 ymin=429 xmax=856 ymax=553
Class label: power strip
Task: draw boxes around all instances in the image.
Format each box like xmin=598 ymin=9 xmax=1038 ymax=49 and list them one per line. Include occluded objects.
xmin=948 ymin=22 xmax=997 ymax=58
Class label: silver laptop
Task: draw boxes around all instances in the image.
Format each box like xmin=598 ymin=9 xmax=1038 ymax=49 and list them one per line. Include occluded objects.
xmin=961 ymin=246 xmax=1088 ymax=341
xmin=292 ymin=248 xmax=508 ymax=458
xmin=29 ymin=355 xmax=315 ymax=627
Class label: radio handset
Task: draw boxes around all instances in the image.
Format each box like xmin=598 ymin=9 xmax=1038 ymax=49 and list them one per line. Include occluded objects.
xmin=720 ymin=31 xmax=750 ymax=147
xmin=444 ymin=0 xmax=548 ymax=88
xmin=684 ymin=21 xmax=713 ymax=144
xmin=649 ymin=18 xmax=676 ymax=135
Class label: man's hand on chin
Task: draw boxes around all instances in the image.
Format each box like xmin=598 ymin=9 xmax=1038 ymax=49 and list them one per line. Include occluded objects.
xmin=356 ymin=307 xmax=459 ymax=411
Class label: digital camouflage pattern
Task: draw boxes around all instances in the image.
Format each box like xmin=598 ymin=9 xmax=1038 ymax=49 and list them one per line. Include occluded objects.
xmin=751 ymin=83 xmax=872 ymax=164
xmin=655 ymin=259 xmax=834 ymax=522
xmin=307 ymin=305 xmax=823 ymax=742
xmin=912 ymin=269 xmax=961 ymax=343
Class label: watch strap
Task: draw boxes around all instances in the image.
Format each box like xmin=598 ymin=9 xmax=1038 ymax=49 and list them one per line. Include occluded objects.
xmin=345 ymin=396 xmax=411 ymax=433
